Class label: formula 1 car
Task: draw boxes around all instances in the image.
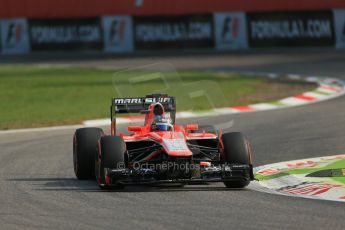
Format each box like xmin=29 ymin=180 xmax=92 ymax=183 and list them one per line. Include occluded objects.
xmin=73 ymin=94 xmax=254 ymax=189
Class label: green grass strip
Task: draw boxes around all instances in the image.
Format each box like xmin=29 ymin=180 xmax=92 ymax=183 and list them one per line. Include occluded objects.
xmin=269 ymin=101 xmax=287 ymax=107
xmin=0 ymin=65 xmax=315 ymax=129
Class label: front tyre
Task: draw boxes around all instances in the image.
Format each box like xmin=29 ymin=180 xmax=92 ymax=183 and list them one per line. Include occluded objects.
xmin=221 ymin=132 xmax=253 ymax=188
xmin=96 ymin=136 xmax=126 ymax=190
xmin=73 ymin=128 xmax=104 ymax=180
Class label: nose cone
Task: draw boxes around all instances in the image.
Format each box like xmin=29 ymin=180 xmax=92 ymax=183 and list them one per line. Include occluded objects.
xmin=161 ymin=133 xmax=193 ymax=157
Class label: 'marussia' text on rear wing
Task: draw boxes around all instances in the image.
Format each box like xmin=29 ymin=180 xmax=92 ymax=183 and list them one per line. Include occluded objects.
xmin=111 ymin=94 xmax=176 ymax=115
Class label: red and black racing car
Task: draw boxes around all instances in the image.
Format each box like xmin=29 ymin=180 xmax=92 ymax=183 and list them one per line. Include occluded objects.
xmin=73 ymin=94 xmax=254 ymax=189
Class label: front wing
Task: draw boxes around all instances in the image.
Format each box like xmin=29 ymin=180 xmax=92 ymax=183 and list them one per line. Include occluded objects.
xmin=103 ymin=164 xmax=253 ymax=185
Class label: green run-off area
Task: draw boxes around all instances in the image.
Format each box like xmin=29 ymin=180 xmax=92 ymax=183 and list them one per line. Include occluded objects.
xmin=0 ymin=65 xmax=315 ymax=129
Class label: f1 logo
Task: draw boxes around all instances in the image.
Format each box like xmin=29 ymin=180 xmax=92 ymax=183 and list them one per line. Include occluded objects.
xmin=109 ymin=19 xmax=126 ymax=44
xmin=102 ymin=16 xmax=133 ymax=53
xmin=1 ymin=19 xmax=30 ymax=54
xmin=221 ymin=16 xmax=240 ymax=41
xmin=5 ymin=22 xmax=23 ymax=46
xmin=215 ymin=13 xmax=247 ymax=50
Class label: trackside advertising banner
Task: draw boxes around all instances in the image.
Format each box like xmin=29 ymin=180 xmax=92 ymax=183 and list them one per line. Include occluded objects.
xmin=214 ymin=12 xmax=248 ymax=50
xmin=333 ymin=9 xmax=345 ymax=48
xmin=133 ymin=15 xmax=214 ymax=49
xmin=2 ymin=11 xmax=345 ymax=55
xmin=29 ymin=18 xmax=102 ymax=51
xmin=102 ymin=16 xmax=133 ymax=53
xmin=247 ymin=11 xmax=335 ymax=47
xmin=0 ymin=18 xmax=30 ymax=54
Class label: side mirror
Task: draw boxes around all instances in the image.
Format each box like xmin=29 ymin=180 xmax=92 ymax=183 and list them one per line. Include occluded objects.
xmin=185 ymin=124 xmax=199 ymax=131
xmin=128 ymin=126 xmax=143 ymax=132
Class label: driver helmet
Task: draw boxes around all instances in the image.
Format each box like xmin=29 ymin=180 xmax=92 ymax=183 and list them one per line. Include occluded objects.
xmin=152 ymin=115 xmax=172 ymax=131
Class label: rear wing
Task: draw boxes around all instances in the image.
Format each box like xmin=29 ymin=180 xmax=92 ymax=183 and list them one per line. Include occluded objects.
xmin=110 ymin=94 xmax=176 ymax=125
xmin=111 ymin=94 xmax=176 ymax=113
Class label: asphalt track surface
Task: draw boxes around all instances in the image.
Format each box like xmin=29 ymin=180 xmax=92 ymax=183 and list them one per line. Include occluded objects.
xmin=1 ymin=50 xmax=345 ymax=229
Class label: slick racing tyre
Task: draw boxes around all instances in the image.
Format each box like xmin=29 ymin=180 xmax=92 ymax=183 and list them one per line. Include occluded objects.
xmin=73 ymin=128 xmax=104 ymax=180
xmin=221 ymin=132 xmax=252 ymax=188
xmin=96 ymin=136 xmax=126 ymax=190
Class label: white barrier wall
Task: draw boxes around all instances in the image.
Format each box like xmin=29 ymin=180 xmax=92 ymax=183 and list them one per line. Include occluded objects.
xmin=102 ymin=16 xmax=133 ymax=53
xmin=334 ymin=9 xmax=345 ymax=48
xmin=214 ymin=12 xmax=248 ymax=50
xmin=0 ymin=18 xmax=30 ymax=54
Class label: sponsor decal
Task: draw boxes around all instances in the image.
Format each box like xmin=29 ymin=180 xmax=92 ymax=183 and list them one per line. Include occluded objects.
xmin=145 ymin=97 xmax=171 ymax=104
xmin=102 ymin=16 xmax=133 ymax=53
xmin=114 ymin=98 xmax=143 ymax=104
xmin=256 ymin=168 xmax=281 ymax=176
xmin=252 ymin=155 xmax=345 ymax=202
xmin=29 ymin=18 xmax=102 ymax=51
xmin=163 ymin=138 xmax=189 ymax=152
xmin=214 ymin=12 xmax=248 ymax=50
xmin=286 ymin=160 xmax=316 ymax=169
xmin=0 ymin=18 xmax=30 ymax=54
xmin=114 ymin=97 xmax=171 ymax=104
xmin=279 ymin=182 xmax=341 ymax=196
xmin=333 ymin=9 xmax=345 ymax=48
xmin=247 ymin=11 xmax=335 ymax=47
xmin=134 ymin=15 xmax=214 ymax=49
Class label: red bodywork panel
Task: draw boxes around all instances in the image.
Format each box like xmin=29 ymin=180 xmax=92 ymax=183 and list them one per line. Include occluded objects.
xmin=118 ymin=102 xmax=217 ymax=157
xmin=121 ymin=127 xmax=217 ymax=157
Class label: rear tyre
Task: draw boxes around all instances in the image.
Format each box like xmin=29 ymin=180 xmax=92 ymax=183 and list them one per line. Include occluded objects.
xmin=221 ymin=132 xmax=252 ymax=188
xmin=96 ymin=136 xmax=126 ymax=190
xmin=73 ymin=128 xmax=104 ymax=180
